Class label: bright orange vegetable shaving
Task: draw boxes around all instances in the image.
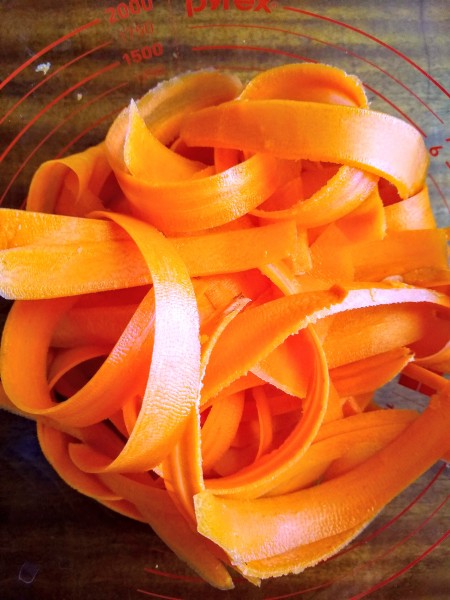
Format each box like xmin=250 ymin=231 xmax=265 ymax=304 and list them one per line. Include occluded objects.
xmin=0 ymin=63 xmax=449 ymax=590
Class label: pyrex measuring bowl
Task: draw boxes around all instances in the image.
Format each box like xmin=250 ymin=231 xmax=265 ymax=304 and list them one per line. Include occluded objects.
xmin=0 ymin=1 xmax=449 ymax=599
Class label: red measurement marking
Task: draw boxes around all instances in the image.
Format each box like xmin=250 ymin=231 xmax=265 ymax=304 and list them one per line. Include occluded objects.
xmin=333 ymin=463 xmax=447 ymax=557
xmin=188 ymin=23 xmax=443 ymax=123
xmin=191 ymin=41 xmax=428 ymax=135
xmin=137 ymin=590 xmax=183 ymax=600
xmin=143 ymin=568 xmax=203 ymax=583
xmin=54 ymin=107 xmax=122 ymax=158
xmin=218 ymin=64 xmax=265 ymax=72
xmin=191 ymin=43 xmax=313 ymax=63
xmin=429 ymin=174 xmax=450 ymax=213
xmin=348 ymin=530 xmax=450 ymax=600
xmin=363 ymin=83 xmax=427 ymax=137
xmin=263 ymin=490 xmax=449 ymax=599
xmin=136 ymin=466 xmax=447 ymax=600
xmin=283 ymin=5 xmax=450 ymax=99
xmin=0 ymin=42 xmax=112 ymax=127
xmin=0 ymin=62 xmax=120 ymax=164
xmin=0 ymin=62 xmax=170 ymax=204
xmin=137 ymin=64 xmax=167 ymax=79
xmin=56 ymin=64 xmax=168 ymax=157
xmin=0 ymin=82 xmax=127 ymax=205
xmin=0 ymin=19 xmax=101 ymax=92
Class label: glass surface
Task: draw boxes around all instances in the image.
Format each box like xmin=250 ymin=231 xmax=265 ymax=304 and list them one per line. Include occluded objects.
xmin=0 ymin=1 xmax=449 ymax=598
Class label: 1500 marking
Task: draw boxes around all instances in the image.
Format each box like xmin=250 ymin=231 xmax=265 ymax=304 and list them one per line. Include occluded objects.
xmin=122 ymin=43 xmax=163 ymax=65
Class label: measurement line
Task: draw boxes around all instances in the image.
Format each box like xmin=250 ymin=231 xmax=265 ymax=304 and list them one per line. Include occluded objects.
xmin=188 ymin=22 xmax=444 ymax=123
xmin=283 ymin=5 xmax=450 ymax=99
xmin=54 ymin=62 xmax=168 ymax=158
xmin=191 ymin=43 xmax=312 ymax=63
xmin=0 ymin=42 xmax=112 ymax=127
xmin=137 ymin=589 xmax=183 ymax=600
xmin=0 ymin=74 xmax=122 ymax=205
xmin=137 ymin=465 xmax=447 ymax=600
xmin=54 ymin=107 xmax=122 ymax=159
xmin=143 ymin=567 xmax=203 ymax=583
xmin=0 ymin=18 xmax=101 ymax=92
xmin=348 ymin=530 xmax=450 ymax=600
xmin=0 ymin=61 xmax=119 ymax=165
xmin=334 ymin=463 xmax=446 ymax=557
xmin=429 ymin=174 xmax=450 ymax=213
xmin=363 ymin=83 xmax=427 ymax=137
xmin=264 ymin=493 xmax=449 ymax=600
xmin=192 ymin=44 xmax=426 ymax=133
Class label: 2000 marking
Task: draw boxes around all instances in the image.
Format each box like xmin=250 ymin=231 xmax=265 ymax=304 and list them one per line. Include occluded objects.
xmin=122 ymin=43 xmax=163 ymax=64
xmin=106 ymin=0 xmax=153 ymax=23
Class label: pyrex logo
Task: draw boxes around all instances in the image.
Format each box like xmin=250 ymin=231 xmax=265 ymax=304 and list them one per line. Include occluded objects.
xmin=186 ymin=0 xmax=273 ymax=17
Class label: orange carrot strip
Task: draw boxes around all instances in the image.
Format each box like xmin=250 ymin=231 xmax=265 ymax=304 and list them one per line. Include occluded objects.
xmin=170 ymin=220 xmax=297 ymax=276
xmin=335 ymin=185 xmax=386 ymax=242
xmin=0 ymin=211 xmax=296 ymax=299
xmin=0 ymin=207 xmax=127 ymax=246
xmin=415 ymin=342 xmax=450 ymax=373
xmin=253 ymin=386 xmax=274 ymax=460
xmin=124 ymin=99 xmax=205 ymax=182
xmin=260 ymin=261 xmax=304 ymax=295
xmin=202 ymin=373 xmax=264 ymax=413
xmin=105 ymin=70 xmax=243 ymax=172
xmin=235 ymin=521 xmax=369 ymax=579
xmin=0 ymin=240 xmax=149 ymax=299
xmin=303 ymin=223 xmax=354 ymax=284
xmin=0 ymin=380 xmax=23 ymax=415
xmin=322 ymin=382 xmax=345 ymax=423
xmin=40 ymin=417 xmax=233 ymax=589
xmin=330 ymin=347 xmax=413 ymax=396
xmin=200 ymin=295 xmax=252 ymax=383
xmin=251 ymin=333 xmax=313 ymax=399
xmin=106 ymin=70 xmax=294 ymax=233
xmin=251 ymin=166 xmax=378 ymax=228
xmin=341 ymin=392 xmax=376 ymax=416
xmin=202 ymin=285 xmax=450 ymax=405
xmin=37 ymin=424 xmax=121 ymax=501
xmin=98 ymin=471 xmax=234 ymax=590
xmin=47 ymin=345 xmax=111 ymax=390
xmin=239 ymin=62 xmax=368 ymax=107
xmin=402 ymin=267 xmax=450 ymax=291
xmin=201 ymin=286 xmax=345 ymax=404
xmin=180 ymin=100 xmax=428 ymax=198
xmin=350 ymin=229 xmax=448 ymax=281
xmin=68 ymin=211 xmax=201 ymax=471
xmin=26 ymin=143 xmax=111 ymax=215
xmin=111 ymin=152 xmax=296 ymax=234
xmin=194 ymin=384 xmax=450 ymax=564
xmin=0 ymin=293 xmax=153 ymax=426
xmin=200 ymin=286 xmax=448 ymax=498
xmin=321 ymin=303 xmax=436 ymax=369
xmin=201 ymin=392 xmax=246 ymax=474
xmin=204 ymin=326 xmax=329 ymax=499
xmin=267 ymin=409 xmax=418 ymax=496
xmin=160 ymin=406 xmax=204 ymax=524
xmin=52 ymin=297 xmax=142 ymax=348
xmin=385 ymin=186 xmax=437 ymax=231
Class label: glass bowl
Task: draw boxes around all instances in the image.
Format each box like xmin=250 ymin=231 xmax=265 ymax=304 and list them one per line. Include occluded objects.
xmin=0 ymin=1 xmax=448 ymax=598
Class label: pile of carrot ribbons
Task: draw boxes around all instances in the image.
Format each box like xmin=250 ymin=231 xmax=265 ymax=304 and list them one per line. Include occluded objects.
xmin=1 ymin=63 xmax=449 ymax=589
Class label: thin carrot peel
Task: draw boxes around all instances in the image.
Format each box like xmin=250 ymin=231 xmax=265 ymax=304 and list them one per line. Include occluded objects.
xmin=0 ymin=63 xmax=449 ymax=589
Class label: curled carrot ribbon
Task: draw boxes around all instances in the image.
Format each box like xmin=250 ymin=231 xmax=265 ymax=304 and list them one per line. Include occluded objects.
xmin=1 ymin=63 xmax=449 ymax=589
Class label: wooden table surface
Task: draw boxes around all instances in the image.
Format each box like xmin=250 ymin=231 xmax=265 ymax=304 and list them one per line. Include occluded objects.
xmin=1 ymin=1 xmax=449 ymax=599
